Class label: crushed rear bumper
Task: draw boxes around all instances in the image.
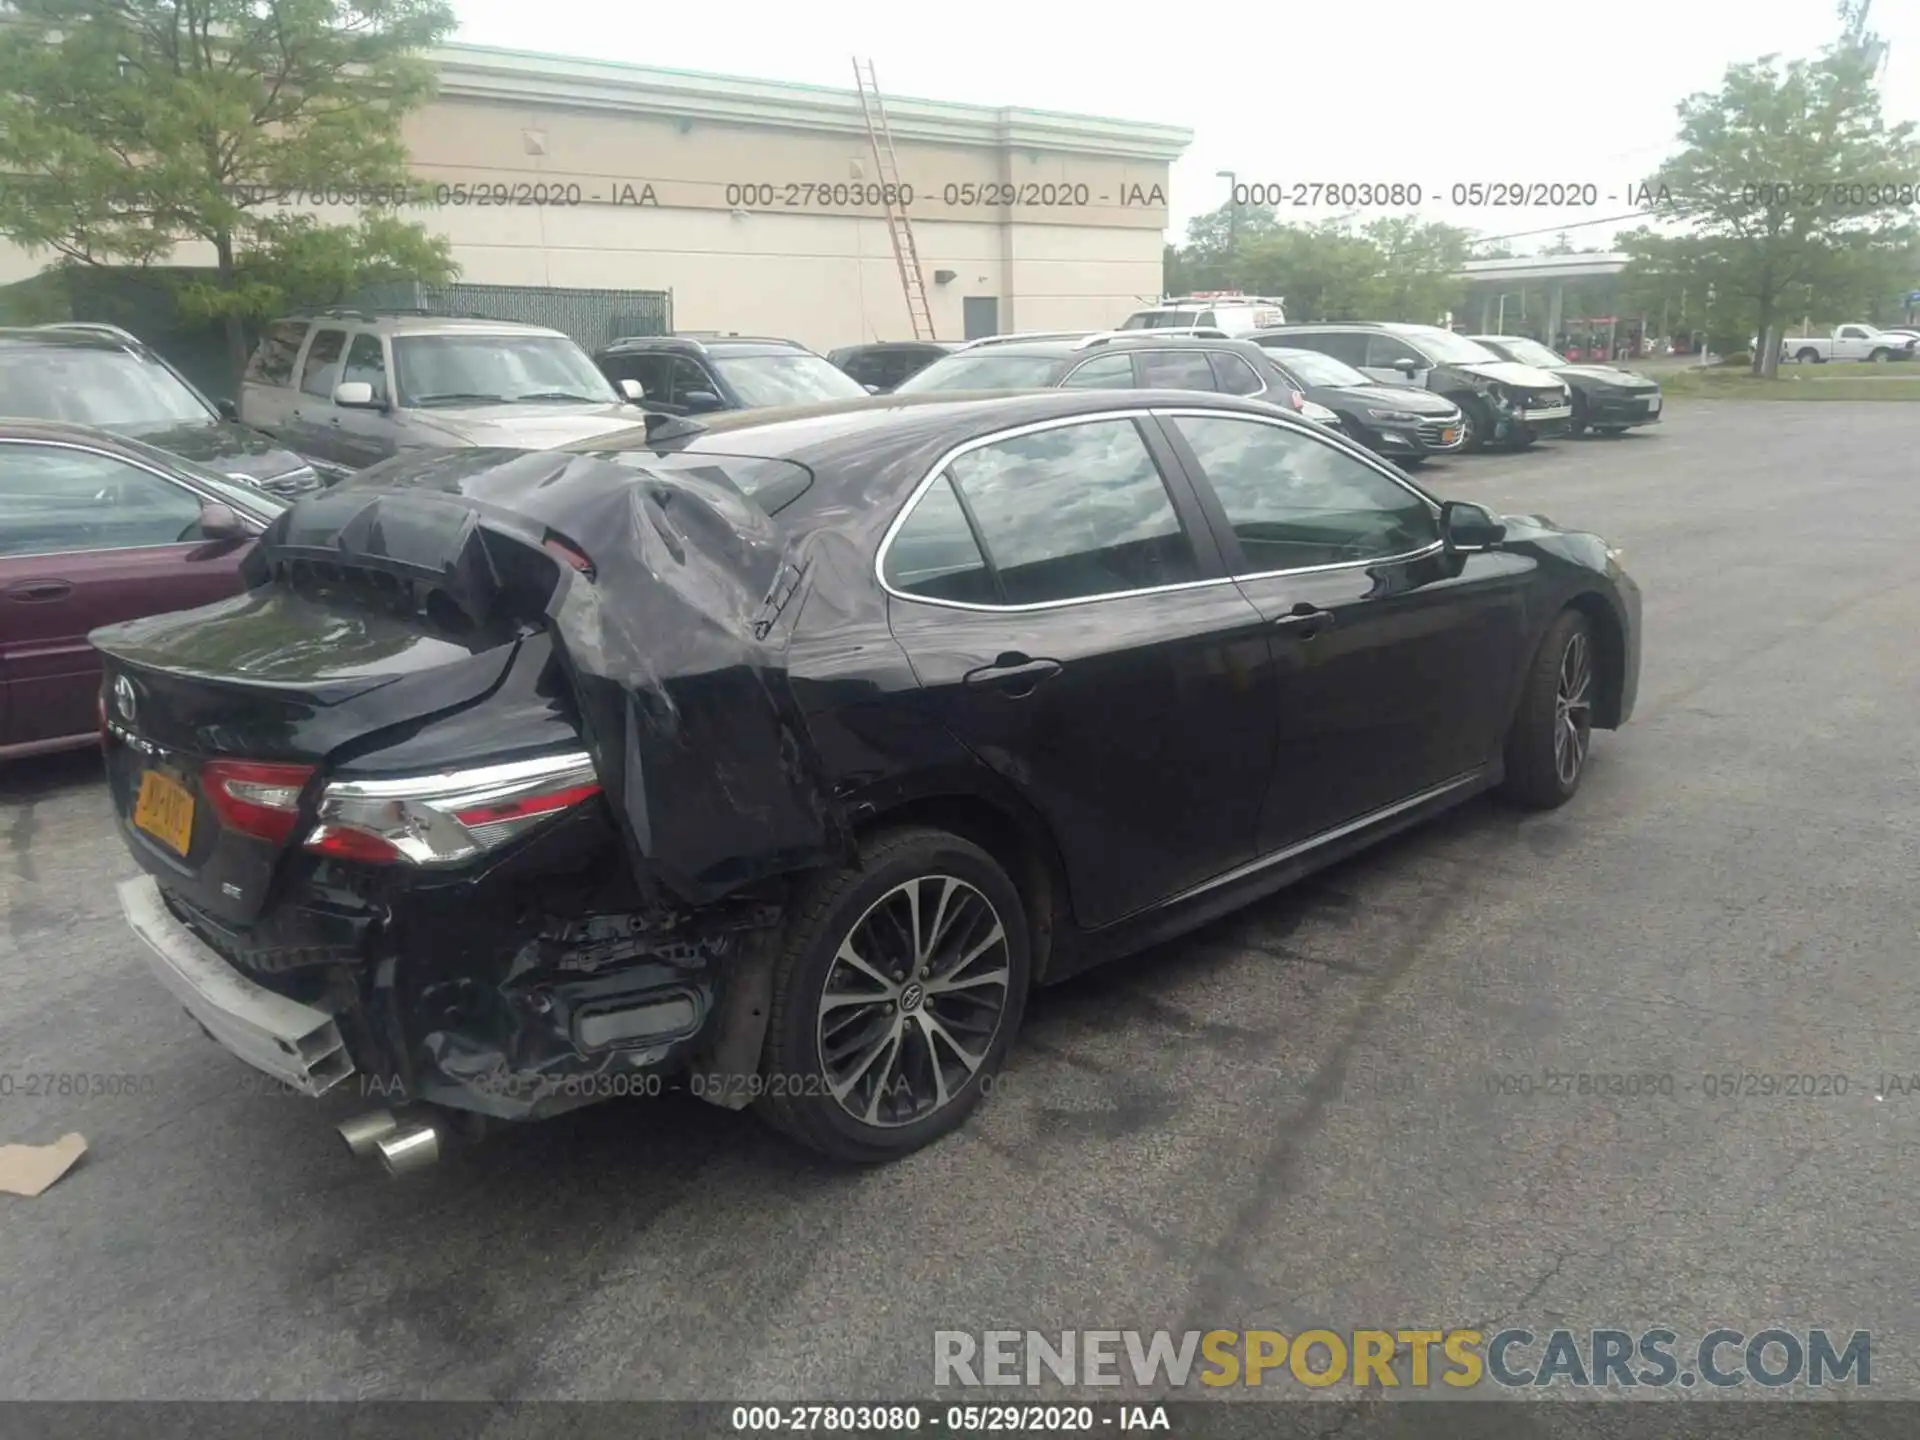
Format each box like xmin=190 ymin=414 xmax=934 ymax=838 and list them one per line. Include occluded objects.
xmin=118 ymin=875 xmax=355 ymax=1097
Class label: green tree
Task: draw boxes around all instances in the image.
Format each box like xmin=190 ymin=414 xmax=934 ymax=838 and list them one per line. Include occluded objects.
xmin=0 ymin=0 xmax=459 ymax=378
xmin=1644 ymin=33 xmax=1919 ymax=374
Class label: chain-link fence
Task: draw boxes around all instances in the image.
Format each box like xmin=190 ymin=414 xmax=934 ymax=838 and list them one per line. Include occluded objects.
xmin=350 ymin=281 xmax=673 ymax=351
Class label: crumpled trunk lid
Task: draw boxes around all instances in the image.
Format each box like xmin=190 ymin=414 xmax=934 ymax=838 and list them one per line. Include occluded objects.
xmin=91 ymin=449 xmax=843 ymax=922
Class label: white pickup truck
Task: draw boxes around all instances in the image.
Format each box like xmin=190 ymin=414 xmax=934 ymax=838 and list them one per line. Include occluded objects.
xmin=1780 ymin=324 xmax=1919 ymax=363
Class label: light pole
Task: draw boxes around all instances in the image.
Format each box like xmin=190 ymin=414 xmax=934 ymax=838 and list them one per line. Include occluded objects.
xmin=1217 ymin=169 xmax=1239 ymax=266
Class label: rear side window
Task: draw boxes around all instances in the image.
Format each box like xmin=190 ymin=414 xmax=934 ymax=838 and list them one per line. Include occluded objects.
xmin=1135 ymin=350 xmax=1216 ymax=391
xmin=1208 ymin=352 xmax=1265 ymax=395
xmin=941 ymin=418 xmax=1199 ymax=605
xmin=1059 ymin=353 xmax=1135 ymax=388
xmin=245 ymin=321 xmax=309 ymax=386
xmin=299 ymin=329 xmax=347 ymax=399
xmin=881 ymin=477 xmax=996 ymax=603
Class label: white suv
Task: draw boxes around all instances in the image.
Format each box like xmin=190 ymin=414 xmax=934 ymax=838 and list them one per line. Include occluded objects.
xmin=1118 ymin=295 xmax=1287 ymax=335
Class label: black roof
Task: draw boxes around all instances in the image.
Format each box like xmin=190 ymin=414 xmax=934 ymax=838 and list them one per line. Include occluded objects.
xmin=597 ymin=334 xmax=811 ymax=357
xmin=925 ymin=333 xmax=1278 ymax=361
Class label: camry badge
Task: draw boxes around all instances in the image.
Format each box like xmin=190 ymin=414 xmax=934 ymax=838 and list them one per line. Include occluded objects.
xmin=112 ymin=674 xmax=137 ymax=725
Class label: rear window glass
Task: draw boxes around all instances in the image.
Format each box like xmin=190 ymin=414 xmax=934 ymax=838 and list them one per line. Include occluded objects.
xmin=894 ymin=353 xmax=1065 ymax=392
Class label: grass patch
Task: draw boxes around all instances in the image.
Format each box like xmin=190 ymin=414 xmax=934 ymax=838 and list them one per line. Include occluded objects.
xmin=1659 ymin=365 xmax=1920 ymax=401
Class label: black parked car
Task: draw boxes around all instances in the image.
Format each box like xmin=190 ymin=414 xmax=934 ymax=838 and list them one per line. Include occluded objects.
xmin=892 ymin=332 xmax=1348 ymax=429
xmin=593 ymin=334 xmax=868 ymax=414
xmin=1267 ymin=322 xmax=1574 ymax=451
xmin=1251 ymin=344 xmax=1466 ymax=464
xmin=0 ymin=325 xmax=322 ymax=495
xmin=1466 ymin=335 xmax=1663 ymax=436
xmin=827 ymin=341 xmax=958 ymax=393
xmin=98 ymin=390 xmax=1640 ymax=1171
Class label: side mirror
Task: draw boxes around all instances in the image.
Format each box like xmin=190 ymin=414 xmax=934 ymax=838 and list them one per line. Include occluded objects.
xmin=617 ymin=377 xmax=645 ymax=402
xmin=332 ymin=380 xmax=381 ymax=410
xmin=197 ymin=501 xmax=247 ymax=541
xmin=681 ymin=389 xmax=723 ymax=413
xmin=1440 ymin=500 xmax=1506 ymax=553
xmin=215 ymin=398 xmax=239 ymax=420
xmin=1392 ymin=357 xmax=1421 ymax=377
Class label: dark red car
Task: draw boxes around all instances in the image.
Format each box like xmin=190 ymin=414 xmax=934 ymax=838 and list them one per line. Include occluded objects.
xmin=1 ymin=421 xmax=285 ymax=760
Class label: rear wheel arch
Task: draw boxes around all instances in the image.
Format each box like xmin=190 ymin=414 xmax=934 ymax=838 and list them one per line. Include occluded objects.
xmin=856 ymin=791 xmax=1070 ymax=986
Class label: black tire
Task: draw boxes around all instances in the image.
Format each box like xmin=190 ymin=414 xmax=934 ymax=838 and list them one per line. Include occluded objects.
xmin=755 ymin=826 xmax=1030 ymax=1162
xmin=1507 ymin=428 xmax=1538 ymax=450
xmin=1498 ymin=609 xmax=1597 ymax=810
xmin=1795 ymin=348 xmax=1821 ymax=363
xmin=1454 ymin=395 xmax=1493 ymax=453
xmin=1869 ymin=348 xmax=1890 ymax=363
xmin=1568 ymin=397 xmax=1589 ymax=437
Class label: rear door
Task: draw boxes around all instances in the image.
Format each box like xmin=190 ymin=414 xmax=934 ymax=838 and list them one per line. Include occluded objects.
xmin=882 ymin=411 xmax=1280 ymax=928
xmin=0 ymin=440 xmax=251 ymax=749
xmin=1152 ymin=408 xmax=1534 ymax=851
xmin=237 ymin=320 xmax=310 ymax=440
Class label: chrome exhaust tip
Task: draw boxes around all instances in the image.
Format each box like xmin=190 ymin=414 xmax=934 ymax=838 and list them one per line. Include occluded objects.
xmin=337 ymin=1109 xmax=400 ymax=1158
xmin=375 ymin=1122 xmax=441 ymax=1177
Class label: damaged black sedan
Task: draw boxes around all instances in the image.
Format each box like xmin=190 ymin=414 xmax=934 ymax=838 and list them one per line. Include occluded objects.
xmin=96 ymin=390 xmax=1641 ymax=1169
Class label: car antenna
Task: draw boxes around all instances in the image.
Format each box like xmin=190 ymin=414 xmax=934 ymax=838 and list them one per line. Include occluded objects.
xmin=641 ymin=411 xmax=708 ymax=442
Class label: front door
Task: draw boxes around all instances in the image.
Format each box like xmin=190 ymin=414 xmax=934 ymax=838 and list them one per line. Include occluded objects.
xmin=882 ymin=412 xmax=1279 ymax=928
xmin=330 ymin=332 xmax=399 ymax=470
xmin=289 ymin=326 xmax=349 ymax=465
xmin=1360 ymin=333 xmax=1433 ymax=391
xmin=0 ymin=441 xmax=249 ymax=748
xmin=1153 ymin=409 xmax=1533 ymax=852
xmin=962 ymin=297 xmax=1000 ymax=342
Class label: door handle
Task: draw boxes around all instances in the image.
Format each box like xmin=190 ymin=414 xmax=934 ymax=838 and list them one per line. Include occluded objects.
xmin=5 ymin=579 xmax=73 ymax=602
xmin=1272 ymin=606 xmax=1334 ymax=639
xmin=964 ymin=653 xmax=1064 ymax=698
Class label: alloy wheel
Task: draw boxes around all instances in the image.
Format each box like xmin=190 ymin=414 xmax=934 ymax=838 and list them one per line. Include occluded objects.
xmin=816 ymin=875 xmax=1012 ymax=1128
xmin=1554 ymin=630 xmax=1594 ymax=786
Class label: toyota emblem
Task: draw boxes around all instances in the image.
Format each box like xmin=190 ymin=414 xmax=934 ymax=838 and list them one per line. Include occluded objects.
xmin=112 ymin=674 xmax=137 ymax=725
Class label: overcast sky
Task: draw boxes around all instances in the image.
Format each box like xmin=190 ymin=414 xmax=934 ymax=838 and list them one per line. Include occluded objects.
xmin=452 ymin=0 xmax=1918 ymax=254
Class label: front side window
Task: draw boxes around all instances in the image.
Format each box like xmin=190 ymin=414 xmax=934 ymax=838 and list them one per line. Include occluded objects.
xmin=1363 ymin=334 xmax=1426 ymax=371
xmin=1385 ymin=326 xmax=1501 ymax=365
xmin=246 ymin=321 xmax=309 ymax=386
xmin=392 ymin=334 xmax=621 ymax=407
xmin=1284 ymin=331 xmax=1369 ymax=366
xmin=937 ymin=418 xmax=1200 ymax=605
xmin=341 ymin=333 xmax=389 ymax=402
xmin=1169 ymin=415 xmax=1437 ymax=573
xmin=0 ymin=345 xmax=216 ymax=428
xmin=0 ymin=444 xmax=210 ymax=557
xmin=300 ymin=329 xmax=348 ymax=399
xmin=708 ymin=352 xmax=867 ymax=407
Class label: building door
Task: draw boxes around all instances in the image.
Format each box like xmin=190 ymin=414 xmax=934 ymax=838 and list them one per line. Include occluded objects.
xmin=963 ymin=297 xmax=999 ymax=341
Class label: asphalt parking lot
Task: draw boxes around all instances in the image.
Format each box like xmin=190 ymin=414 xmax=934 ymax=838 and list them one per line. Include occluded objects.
xmin=2 ymin=401 xmax=1917 ymax=1408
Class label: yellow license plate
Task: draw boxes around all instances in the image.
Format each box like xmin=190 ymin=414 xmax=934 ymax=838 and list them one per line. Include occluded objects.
xmin=1441 ymin=428 xmax=1459 ymax=444
xmin=133 ymin=770 xmax=195 ymax=856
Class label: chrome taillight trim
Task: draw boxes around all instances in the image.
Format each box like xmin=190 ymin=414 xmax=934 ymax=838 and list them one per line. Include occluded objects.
xmin=310 ymin=751 xmax=600 ymax=866
xmin=321 ymin=751 xmax=598 ymax=803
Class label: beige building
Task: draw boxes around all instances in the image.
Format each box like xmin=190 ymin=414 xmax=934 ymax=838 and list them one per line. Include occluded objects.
xmin=2 ymin=44 xmax=1190 ymax=351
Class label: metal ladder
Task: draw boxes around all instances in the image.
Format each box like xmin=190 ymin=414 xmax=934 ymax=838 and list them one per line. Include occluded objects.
xmin=852 ymin=58 xmax=936 ymax=341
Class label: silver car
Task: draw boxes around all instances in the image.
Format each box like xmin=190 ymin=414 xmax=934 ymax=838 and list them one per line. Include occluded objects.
xmin=238 ymin=311 xmax=646 ymax=478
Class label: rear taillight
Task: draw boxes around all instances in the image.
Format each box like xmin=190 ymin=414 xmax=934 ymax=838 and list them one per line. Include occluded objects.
xmin=304 ymin=752 xmax=601 ymax=866
xmin=202 ymin=760 xmax=317 ymax=844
